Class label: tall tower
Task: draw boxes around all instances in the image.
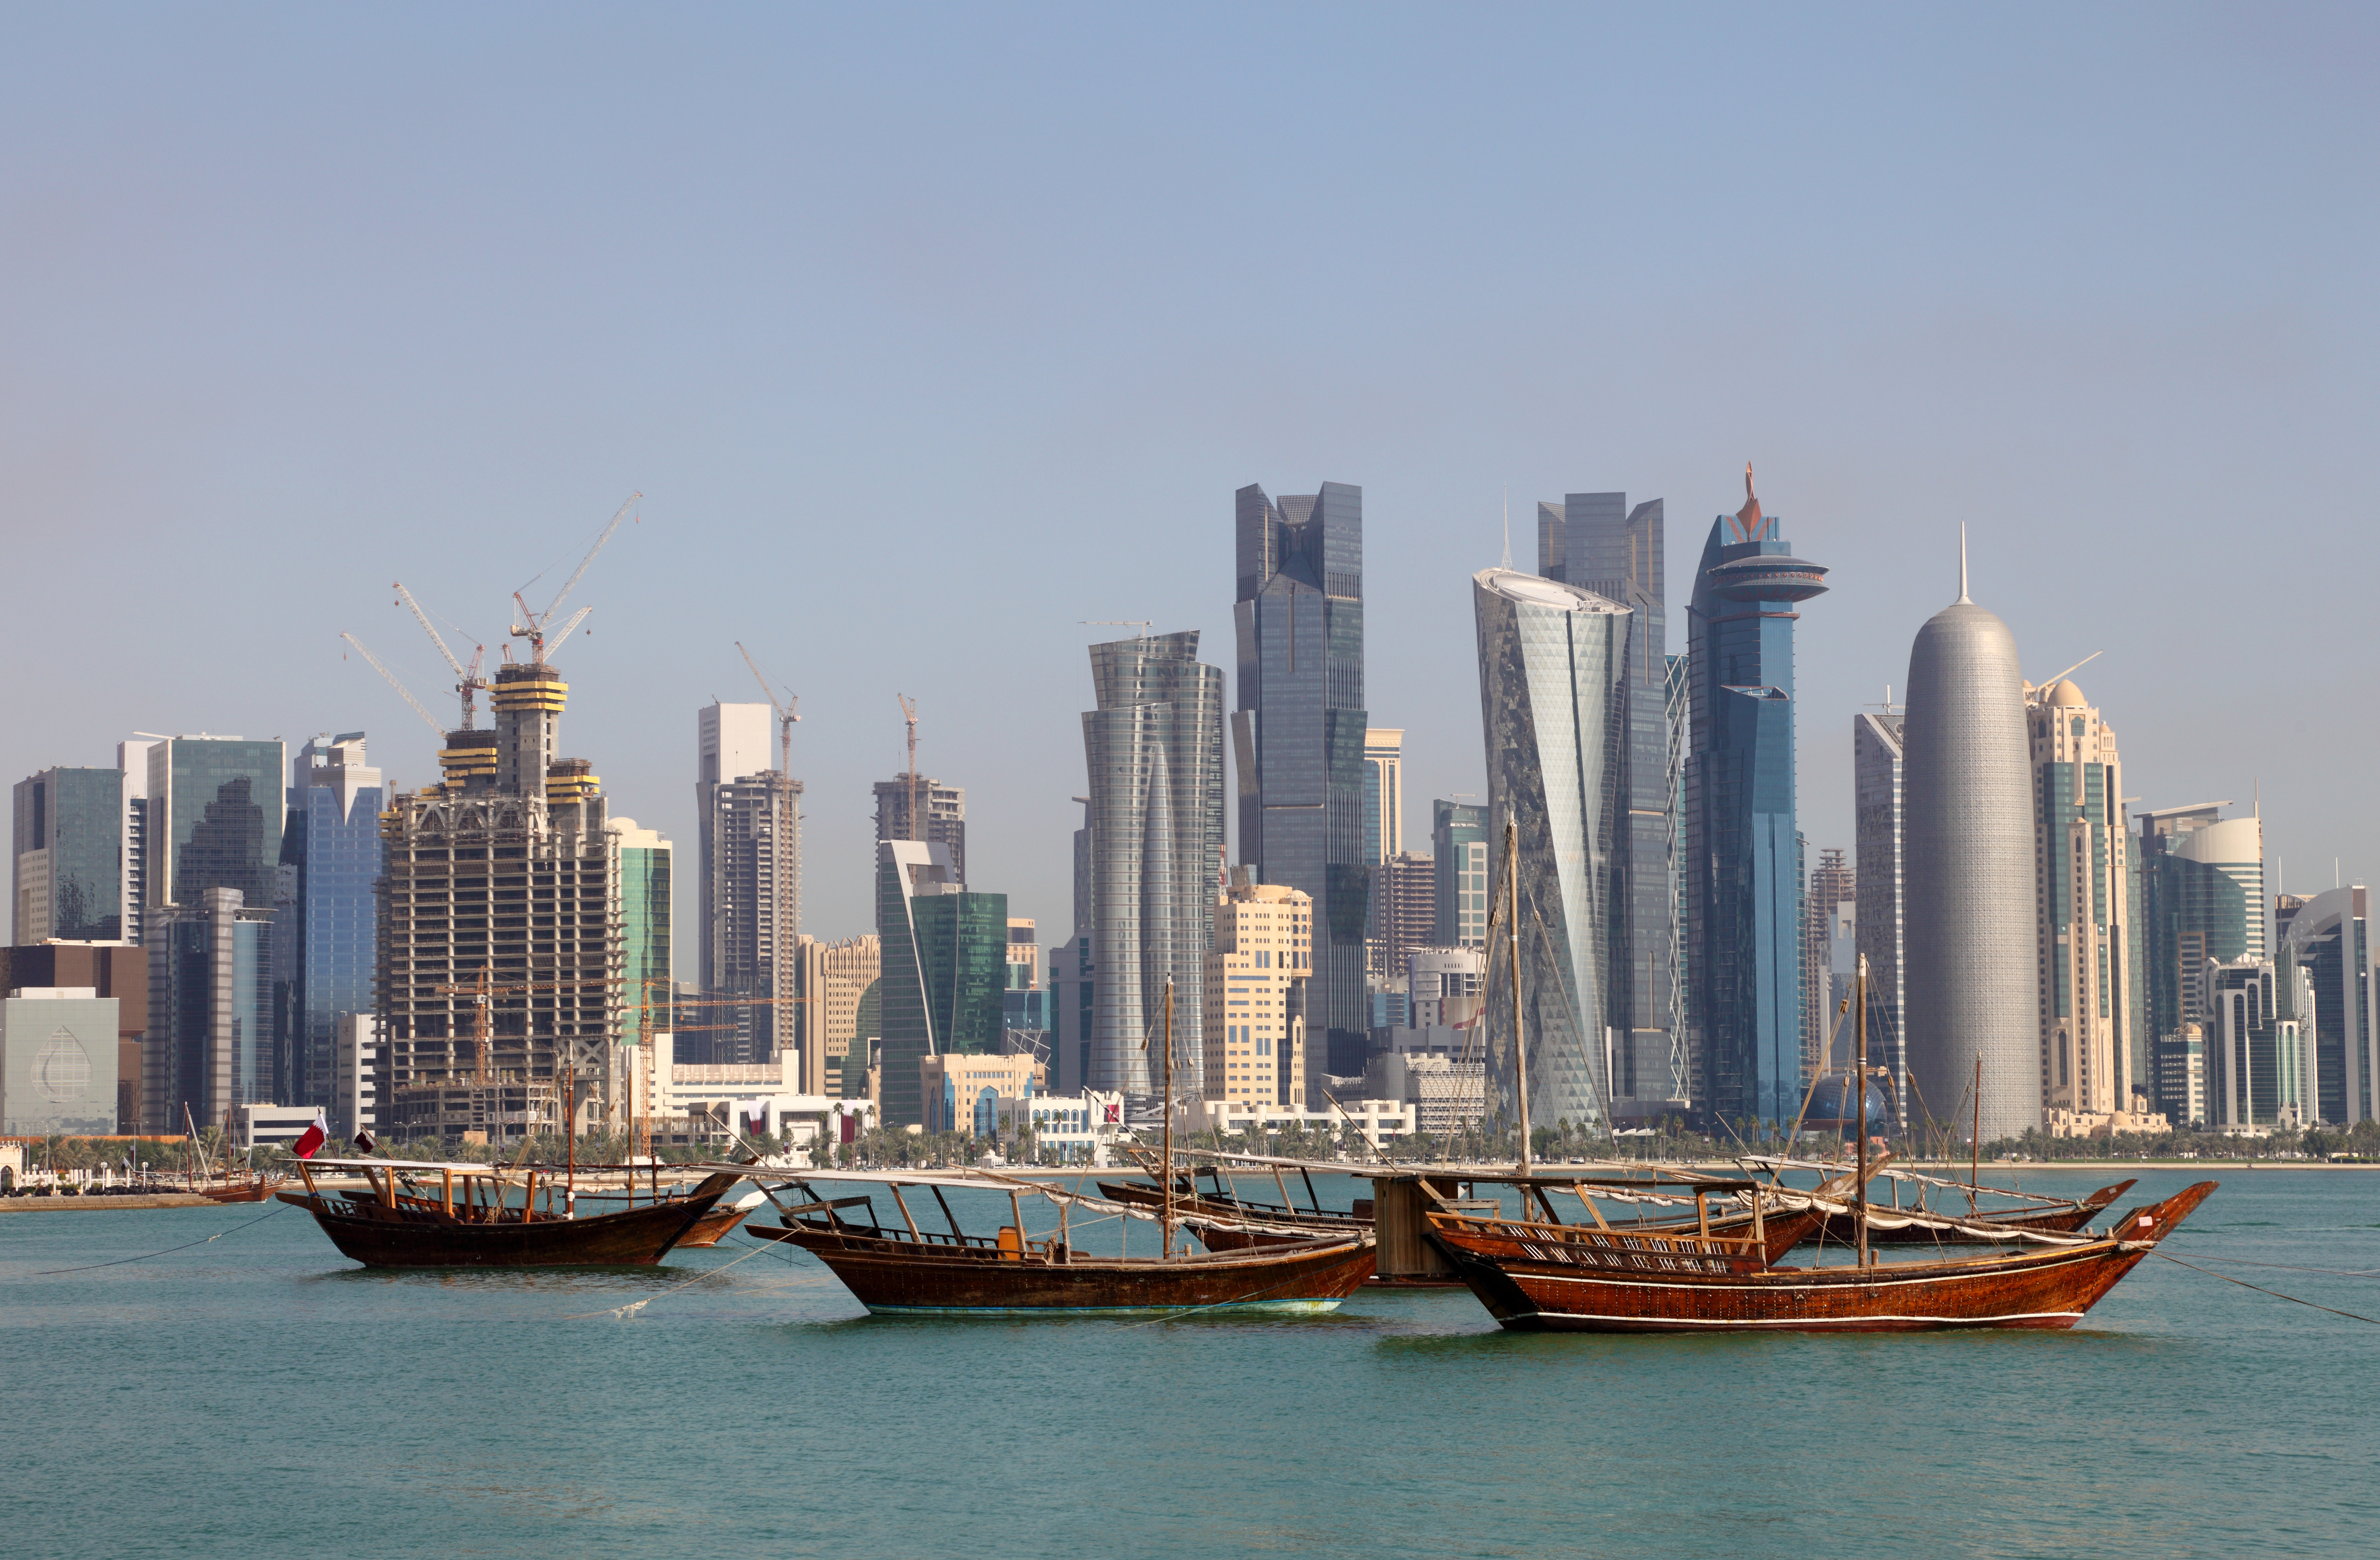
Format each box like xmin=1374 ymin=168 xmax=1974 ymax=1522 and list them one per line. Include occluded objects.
xmin=1233 ymin=481 xmax=1366 ymax=1096
xmin=275 ymin=733 xmax=385 ymax=1110
xmin=1683 ymin=469 xmax=1828 ymax=1132
xmin=697 ymin=701 xmax=800 ymax=1066
xmin=1853 ymin=702 xmax=1909 ymax=1110
xmin=2027 ymin=677 xmax=2136 ymax=1120
xmin=1903 ymin=532 xmax=2037 ymax=1143
xmin=1472 ymin=566 xmax=1632 ymax=1131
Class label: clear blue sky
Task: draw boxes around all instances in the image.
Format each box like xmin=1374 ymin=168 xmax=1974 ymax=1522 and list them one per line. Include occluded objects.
xmin=6 ymin=4 xmax=2374 ymax=962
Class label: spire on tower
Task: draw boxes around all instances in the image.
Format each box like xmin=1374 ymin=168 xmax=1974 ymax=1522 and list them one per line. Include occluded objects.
xmin=1957 ymin=522 xmax=1971 ymax=605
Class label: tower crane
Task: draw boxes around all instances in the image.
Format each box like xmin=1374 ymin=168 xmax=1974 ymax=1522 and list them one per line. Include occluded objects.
xmin=511 ymin=491 xmax=638 ymax=664
xmin=393 ymin=581 xmax=487 ymax=728
xmin=897 ymin=694 xmax=921 ymax=843
xmin=341 ymin=633 xmax=447 ymax=743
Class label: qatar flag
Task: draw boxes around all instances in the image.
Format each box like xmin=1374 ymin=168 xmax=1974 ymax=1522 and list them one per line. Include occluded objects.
xmin=291 ymin=1109 xmax=328 ymax=1160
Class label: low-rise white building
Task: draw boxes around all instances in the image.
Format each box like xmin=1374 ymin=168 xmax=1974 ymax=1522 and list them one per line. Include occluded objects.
xmin=640 ymin=1030 xmax=872 ymax=1153
xmin=1 ymin=987 xmax=119 ymax=1137
xmin=1177 ymin=1096 xmax=1414 ymax=1149
xmin=994 ymin=1089 xmax=1126 ymax=1163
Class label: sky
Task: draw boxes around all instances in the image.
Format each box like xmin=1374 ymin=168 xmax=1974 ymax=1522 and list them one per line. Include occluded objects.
xmin=6 ymin=4 xmax=2376 ymax=964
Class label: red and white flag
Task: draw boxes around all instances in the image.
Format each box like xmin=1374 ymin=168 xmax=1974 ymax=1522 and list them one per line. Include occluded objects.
xmin=291 ymin=1109 xmax=328 ymax=1160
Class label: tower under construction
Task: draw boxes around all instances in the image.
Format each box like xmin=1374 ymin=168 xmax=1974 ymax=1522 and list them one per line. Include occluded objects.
xmin=375 ymin=659 xmax=622 ymax=1141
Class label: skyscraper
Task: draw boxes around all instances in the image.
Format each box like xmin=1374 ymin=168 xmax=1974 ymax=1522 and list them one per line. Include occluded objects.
xmin=1362 ymin=729 xmax=1404 ymax=864
xmin=873 ymin=776 xmax=966 ymax=885
xmin=874 ymin=838 xmax=1006 ymax=1126
xmin=144 ymin=736 xmax=285 ymax=913
xmin=1431 ymin=800 xmax=1488 ymax=950
xmin=1804 ymin=847 xmax=1854 ymax=1083
xmin=1683 ymin=470 xmax=1828 ymax=1132
xmin=697 ymin=701 xmax=801 ymax=1066
xmin=1853 ymin=704 xmax=1910 ymax=1109
xmin=1201 ymin=876 xmax=1311 ymax=1109
xmin=609 ymin=816 xmax=672 ymax=1056
xmin=1541 ymin=491 xmax=1676 ymax=1103
xmin=12 ymin=766 xmax=130 ymax=942
xmin=793 ymin=932 xmax=880 ymax=1098
xmin=1902 ymin=538 xmax=2036 ymax=1143
xmin=1081 ymin=630 xmax=1225 ymax=1100
xmin=274 ymin=733 xmax=385 ymax=1110
xmin=2274 ymin=886 xmax=2374 ymax=1124
xmin=2026 ymin=678 xmax=2139 ymax=1121
xmin=147 ymin=886 xmax=274 ymax=1132
xmin=1233 ymin=481 xmax=1366 ymax=1096
xmin=1472 ymin=566 xmax=1631 ymax=1132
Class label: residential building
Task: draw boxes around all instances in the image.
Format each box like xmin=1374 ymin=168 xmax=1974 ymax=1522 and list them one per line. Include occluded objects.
xmin=1006 ymin=917 xmax=1041 ymax=992
xmin=1080 ymin=630 xmax=1225 ymax=1101
xmin=2026 ymin=679 xmax=2140 ymax=1124
xmin=12 ymin=767 xmax=132 ymax=943
xmin=1362 ymin=729 xmax=1405 ymax=864
xmin=146 ymin=887 xmax=275 ymax=1131
xmin=1853 ymin=704 xmax=1910 ymax=1112
xmin=376 ymin=659 xmax=621 ymax=1142
xmin=1541 ymin=490 xmax=1679 ymax=1119
xmin=873 ymin=776 xmax=966 ymax=886
xmin=921 ymin=1051 xmax=1044 ymax=1137
xmin=1902 ymin=538 xmax=2036 ymax=1143
xmin=1232 ymin=481 xmax=1368 ymax=1094
xmin=794 ymin=933 xmax=880 ymax=1099
xmin=875 ymin=838 xmax=1007 ymax=1127
xmin=2138 ymin=801 xmax=2265 ymax=1112
xmin=2201 ymin=958 xmax=2315 ymax=1130
xmin=610 ymin=815 xmax=672 ymax=1075
xmin=1804 ymin=848 xmax=1855 ymax=1083
xmin=1368 ymin=852 xmax=1434 ymax=980
xmin=697 ymin=701 xmax=799 ymax=1067
xmin=1051 ymin=933 xmax=1093 ymax=1097
xmin=1684 ymin=471 xmax=1828 ymax=1132
xmin=274 ymin=733 xmax=384 ymax=1112
xmin=1473 ymin=565 xmax=1631 ymax=1131
xmin=0 ymin=985 xmax=120 ymax=1136
xmin=1432 ymin=800 xmax=1489 ymax=950
xmin=143 ymin=736 xmax=285 ymax=913
xmin=1201 ymin=877 xmax=1311 ymax=1110
xmin=333 ymin=1012 xmax=378 ymax=1140
xmin=2155 ymin=1022 xmax=2207 ymax=1127
xmin=2274 ymin=886 xmax=2374 ymax=1123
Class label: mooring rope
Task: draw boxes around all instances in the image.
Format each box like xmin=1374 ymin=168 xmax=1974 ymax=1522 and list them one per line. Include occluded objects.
xmin=2154 ymin=1253 xmax=2380 ymax=1327
xmin=2157 ymin=1251 xmax=2380 ymax=1279
xmin=557 ymin=1236 xmax=781 ymax=1320
xmin=34 ymin=1202 xmax=291 ymax=1275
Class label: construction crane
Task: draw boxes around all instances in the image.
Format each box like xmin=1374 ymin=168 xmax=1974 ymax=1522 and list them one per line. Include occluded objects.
xmin=511 ymin=491 xmax=638 ymax=664
xmin=431 ymin=970 xmax=621 ymax=1084
xmin=393 ymin=581 xmax=487 ymax=728
xmin=736 ymin=642 xmax=802 ymax=1064
xmin=341 ymin=633 xmax=447 ymax=743
xmin=897 ymin=694 xmax=921 ymax=843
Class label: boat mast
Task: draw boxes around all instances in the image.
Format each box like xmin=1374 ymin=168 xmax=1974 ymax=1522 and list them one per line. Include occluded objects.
xmin=1161 ymin=974 xmax=1175 ymax=1260
xmin=1970 ymin=1055 xmax=1983 ymax=1208
xmin=1508 ymin=811 xmax=1529 ymax=1179
xmin=1854 ymin=952 xmax=1870 ymax=1269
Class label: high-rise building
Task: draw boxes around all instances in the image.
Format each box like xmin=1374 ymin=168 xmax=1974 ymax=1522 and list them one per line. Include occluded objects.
xmin=144 ymin=736 xmax=285 ymax=914
xmin=874 ymin=838 xmax=1007 ymax=1126
xmin=2025 ymin=679 xmax=2140 ymax=1121
xmin=147 ymin=886 xmax=275 ymax=1132
xmin=1201 ymin=876 xmax=1311 ymax=1109
xmin=1804 ymin=847 xmax=1855 ymax=1083
xmin=697 ymin=701 xmax=800 ymax=1066
xmin=1541 ymin=491 xmax=1678 ymax=1112
xmin=1080 ymin=630 xmax=1225 ymax=1101
xmin=1683 ymin=471 xmax=1829 ymax=1132
xmin=273 ymin=734 xmax=385 ymax=1111
xmin=1369 ymin=852 xmax=1434 ymax=983
xmin=377 ymin=659 xmax=621 ymax=1142
xmin=873 ymin=777 xmax=966 ymax=886
xmin=1853 ymin=705 xmax=1910 ymax=1111
xmin=793 ymin=933 xmax=880 ymax=1098
xmin=1432 ymin=800 xmax=1488 ymax=951
xmin=1902 ymin=538 xmax=2036 ymax=1144
xmin=1051 ymin=931 xmax=1094 ymax=1097
xmin=2200 ymin=958 xmax=2314 ymax=1129
xmin=2274 ymin=886 xmax=2375 ymax=1123
xmin=1472 ymin=566 xmax=1631 ymax=1131
xmin=1362 ymin=729 xmax=1404 ymax=864
xmin=609 ymin=816 xmax=672 ymax=1057
xmin=1232 ymin=481 xmax=1367 ymax=1095
xmin=2138 ymin=800 xmax=2265 ymax=1108
xmin=12 ymin=766 xmax=132 ymax=943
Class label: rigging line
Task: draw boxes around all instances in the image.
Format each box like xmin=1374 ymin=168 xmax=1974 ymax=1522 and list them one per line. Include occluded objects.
xmin=1116 ymin=1254 xmax=1369 ymax=1330
xmin=36 ymin=1202 xmax=291 ymax=1274
xmin=2154 ymin=1251 xmax=2380 ymax=1279
xmin=2153 ymin=1253 xmax=2380 ymax=1327
xmin=557 ymin=1236 xmax=779 ymax=1320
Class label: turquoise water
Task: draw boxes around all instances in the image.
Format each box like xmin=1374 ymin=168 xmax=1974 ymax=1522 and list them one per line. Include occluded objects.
xmin=4 ymin=1169 xmax=2375 ymax=1558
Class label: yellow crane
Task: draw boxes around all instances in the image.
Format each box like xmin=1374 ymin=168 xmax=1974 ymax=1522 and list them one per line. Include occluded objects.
xmin=393 ymin=581 xmax=489 ymax=728
xmin=341 ymin=632 xmax=447 ymax=744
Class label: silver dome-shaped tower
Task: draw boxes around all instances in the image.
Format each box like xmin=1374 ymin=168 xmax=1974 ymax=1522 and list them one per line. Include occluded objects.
xmin=1902 ymin=529 xmax=2039 ymax=1143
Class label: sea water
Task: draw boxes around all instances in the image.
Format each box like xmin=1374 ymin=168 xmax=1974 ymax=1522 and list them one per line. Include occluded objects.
xmin=3 ymin=1168 xmax=2374 ymax=1558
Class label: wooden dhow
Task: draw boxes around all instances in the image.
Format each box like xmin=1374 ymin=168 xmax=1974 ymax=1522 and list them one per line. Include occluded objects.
xmin=278 ymin=1156 xmax=738 ymax=1268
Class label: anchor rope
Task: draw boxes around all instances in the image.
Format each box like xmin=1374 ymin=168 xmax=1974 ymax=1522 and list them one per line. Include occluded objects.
xmin=2153 ymin=1253 xmax=2380 ymax=1327
xmin=35 ymin=1202 xmax=291 ymax=1275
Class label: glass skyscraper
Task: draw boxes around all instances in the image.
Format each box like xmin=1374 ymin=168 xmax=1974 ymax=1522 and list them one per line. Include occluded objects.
xmin=1233 ymin=481 xmax=1366 ymax=1095
xmin=146 ymin=737 xmax=285 ymax=911
xmin=1472 ymin=567 xmax=1632 ymax=1133
xmin=1683 ymin=472 xmax=1828 ymax=1133
xmin=1431 ymin=800 xmax=1488 ymax=950
xmin=875 ymin=838 xmax=1007 ymax=1126
xmin=2275 ymin=887 xmax=2374 ymax=1124
xmin=274 ymin=734 xmax=384 ymax=1109
xmin=610 ymin=817 xmax=672 ymax=1052
xmin=12 ymin=766 xmax=128 ymax=942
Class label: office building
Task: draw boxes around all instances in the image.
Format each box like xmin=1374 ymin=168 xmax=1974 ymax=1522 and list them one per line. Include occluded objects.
xmin=1201 ymin=877 xmax=1311 ymax=1109
xmin=143 ymin=736 xmax=285 ymax=913
xmin=333 ymin=1013 xmax=378 ymax=1140
xmin=0 ymin=942 xmax=148 ymax=1131
xmin=1901 ymin=536 xmax=2034 ymax=1143
xmin=1541 ymin=490 xmax=1680 ymax=1115
xmin=610 ymin=816 xmax=672 ymax=1065
xmin=1369 ymin=853 xmax=1435 ymax=981
xmin=1683 ymin=472 xmax=1828 ymax=1132
xmin=1232 ymin=481 xmax=1367 ymax=1094
xmin=875 ymin=838 xmax=1007 ymax=1126
xmin=1 ymin=986 xmax=120 ymax=1136
xmin=147 ymin=886 xmax=275 ymax=1131
xmin=1080 ymin=629 xmax=1225 ymax=1102
xmin=698 ymin=701 xmax=800 ymax=1067
xmin=873 ymin=776 xmax=966 ymax=886
xmin=377 ymin=658 xmax=621 ymax=1142
xmin=1473 ymin=565 xmax=1631 ymax=1131
xmin=2025 ymin=679 xmax=2140 ymax=1122
xmin=793 ymin=933 xmax=879 ymax=1099
xmin=1804 ymin=848 xmax=1855 ymax=1081
xmin=2200 ymin=958 xmax=2313 ymax=1130
xmin=1853 ymin=704 xmax=1910 ymax=1110
xmin=1432 ymin=800 xmax=1488 ymax=950
xmin=1049 ymin=932 xmax=1093 ymax=1097
xmin=2138 ymin=801 xmax=2265 ymax=1108
xmin=1362 ymin=729 xmax=1405 ymax=864
xmin=2275 ymin=887 xmax=2374 ymax=1123
xmin=12 ymin=767 xmax=132 ymax=943
xmin=2155 ymin=1022 xmax=2208 ymax=1127
xmin=273 ymin=734 xmax=384 ymax=1111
